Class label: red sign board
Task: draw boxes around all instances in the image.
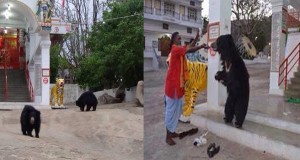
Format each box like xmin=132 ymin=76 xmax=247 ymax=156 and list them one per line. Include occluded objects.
xmin=43 ymin=77 xmax=48 ymax=84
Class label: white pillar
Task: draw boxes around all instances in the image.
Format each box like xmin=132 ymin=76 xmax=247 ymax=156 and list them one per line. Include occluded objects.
xmin=40 ymin=34 xmax=51 ymax=106
xmin=207 ymin=0 xmax=231 ymax=108
xmin=28 ymin=32 xmax=35 ymax=63
xmin=29 ymin=62 xmax=35 ymax=99
xmin=269 ymin=0 xmax=287 ymax=95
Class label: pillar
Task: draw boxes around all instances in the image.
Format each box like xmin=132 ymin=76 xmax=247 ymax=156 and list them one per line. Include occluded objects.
xmin=207 ymin=0 xmax=231 ymax=108
xmin=269 ymin=0 xmax=288 ymax=95
xmin=40 ymin=34 xmax=51 ymax=106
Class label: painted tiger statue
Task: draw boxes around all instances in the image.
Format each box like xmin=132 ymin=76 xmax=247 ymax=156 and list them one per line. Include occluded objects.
xmin=180 ymin=60 xmax=207 ymax=123
xmin=50 ymin=78 xmax=65 ymax=107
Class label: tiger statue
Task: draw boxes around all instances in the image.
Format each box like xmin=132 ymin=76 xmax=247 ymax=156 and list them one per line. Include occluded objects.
xmin=180 ymin=60 xmax=207 ymax=123
xmin=50 ymin=78 xmax=65 ymax=107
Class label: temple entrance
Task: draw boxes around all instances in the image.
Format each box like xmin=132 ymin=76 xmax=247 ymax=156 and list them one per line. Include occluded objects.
xmin=0 ymin=29 xmax=25 ymax=69
xmin=0 ymin=0 xmax=38 ymax=103
xmin=0 ymin=28 xmax=28 ymax=102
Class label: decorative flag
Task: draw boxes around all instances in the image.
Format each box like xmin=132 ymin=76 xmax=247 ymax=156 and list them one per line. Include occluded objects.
xmin=62 ymin=0 xmax=65 ymax=8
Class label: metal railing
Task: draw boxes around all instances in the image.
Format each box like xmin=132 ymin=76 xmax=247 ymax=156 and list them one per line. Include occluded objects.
xmin=25 ymin=65 xmax=34 ymax=102
xmin=278 ymin=43 xmax=300 ymax=90
xmin=0 ymin=49 xmax=8 ymax=101
xmin=144 ymin=6 xmax=201 ymax=23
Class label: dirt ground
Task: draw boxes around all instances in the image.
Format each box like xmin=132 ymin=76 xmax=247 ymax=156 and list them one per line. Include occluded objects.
xmin=0 ymin=102 xmax=143 ymax=160
xmin=144 ymin=63 xmax=285 ymax=160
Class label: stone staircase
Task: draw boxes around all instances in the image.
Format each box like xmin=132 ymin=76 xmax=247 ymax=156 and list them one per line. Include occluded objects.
xmin=0 ymin=69 xmax=31 ymax=102
xmin=191 ymin=105 xmax=300 ymax=160
xmin=284 ymin=66 xmax=300 ymax=99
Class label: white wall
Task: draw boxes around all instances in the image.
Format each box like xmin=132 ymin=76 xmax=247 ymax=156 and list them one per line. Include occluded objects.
xmin=144 ymin=19 xmax=200 ymax=40
xmin=50 ymin=84 xmax=136 ymax=104
xmin=284 ymin=31 xmax=300 ymax=80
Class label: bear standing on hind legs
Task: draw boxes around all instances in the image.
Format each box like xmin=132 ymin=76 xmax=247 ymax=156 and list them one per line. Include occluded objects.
xmin=211 ymin=34 xmax=250 ymax=128
xmin=20 ymin=105 xmax=41 ymax=138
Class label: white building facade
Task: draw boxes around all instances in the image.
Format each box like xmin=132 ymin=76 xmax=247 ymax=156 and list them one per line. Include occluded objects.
xmin=0 ymin=0 xmax=70 ymax=108
xmin=144 ymin=0 xmax=204 ymax=71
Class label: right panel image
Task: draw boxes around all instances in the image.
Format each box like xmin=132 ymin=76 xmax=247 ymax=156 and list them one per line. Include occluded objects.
xmin=144 ymin=0 xmax=298 ymax=159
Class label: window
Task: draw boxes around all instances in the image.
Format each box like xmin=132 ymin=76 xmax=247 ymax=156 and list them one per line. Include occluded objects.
xmin=152 ymin=40 xmax=158 ymax=48
xmin=190 ymin=1 xmax=195 ymax=6
xmin=145 ymin=0 xmax=152 ymax=8
xmin=163 ymin=23 xmax=169 ymax=30
xmin=187 ymin=27 xmax=192 ymax=33
xmin=180 ymin=5 xmax=185 ymax=15
xmin=155 ymin=0 xmax=161 ymax=9
xmin=164 ymin=2 xmax=175 ymax=16
xmin=188 ymin=7 xmax=197 ymax=20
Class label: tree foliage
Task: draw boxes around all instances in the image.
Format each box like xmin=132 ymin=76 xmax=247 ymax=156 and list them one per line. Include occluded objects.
xmin=251 ymin=16 xmax=271 ymax=52
xmin=50 ymin=44 xmax=60 ymax=83
xmin=76 ymin=0 xmax=143 ymax=89
xmin=53 ymin=0 xmax=109 ymax=82
xmin=231 ymin=0 xmax=271 ymax=52
xmin=232 ymin=0 xmax=271 ymax=36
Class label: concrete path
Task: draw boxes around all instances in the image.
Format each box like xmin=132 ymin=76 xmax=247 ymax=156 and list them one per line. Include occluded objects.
xmin=0 ymin=102 xmax=143 ymax=160
xmin=144 ymin=65 xmax=284 ymax=160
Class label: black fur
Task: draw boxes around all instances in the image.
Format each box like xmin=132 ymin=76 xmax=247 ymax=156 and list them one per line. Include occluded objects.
xmin=20 ymin=105 xmax=41 ymax=138
xmin=211 ymin=34 xmax=250 ymax=128
xmin=76 ymin=91 xmax=98 ymax=111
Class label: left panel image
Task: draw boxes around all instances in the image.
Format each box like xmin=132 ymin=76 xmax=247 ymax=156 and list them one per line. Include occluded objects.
xmin=0 ymin=0 xmax=144 ymax=159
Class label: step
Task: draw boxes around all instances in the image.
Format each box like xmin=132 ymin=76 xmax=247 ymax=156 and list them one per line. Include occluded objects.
xmin=286 ymin=84 xmax=300 ymax=92
xmin=0 ymin=97 xmax=31 ymax=100
xmin=0 ymin=99 xmax=31 ymax=102
xmin=291 ymin=77 xmax=300 ymax=84
xmin=0 ymin=70 xmax=31 ymax=102
xmin=284 ymin=90 xmax=300 ymax=98
xmin=0 ymin=102 xmax=50 ymax=110
xmin=287 ymin=83 xmax=300 ymax=90
xmin=294 ymin=72 xmax=300 ymax=78
xmin=191 ymin=108 xmax=300 ymax=160
xmin=287 ymin=84 xmax=300 ymax=91
xmin=193 ymin=104 xmax=300 ymax=135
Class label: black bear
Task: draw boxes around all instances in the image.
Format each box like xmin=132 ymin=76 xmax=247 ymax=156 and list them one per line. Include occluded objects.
xmin=20 ymin=105 xmax=41 ymax=138
xmin=211 ymin=34 xmax=250 ymax=128
xmin=76 ymin=91 xmax=98 ymax=111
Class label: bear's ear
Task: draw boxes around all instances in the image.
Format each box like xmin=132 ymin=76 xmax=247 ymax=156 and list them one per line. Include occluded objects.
xmin=56 ymin=78 xmax=58 ymax=81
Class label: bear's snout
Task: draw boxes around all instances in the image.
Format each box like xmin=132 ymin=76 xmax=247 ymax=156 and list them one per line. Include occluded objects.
xmin=215 ymin=72 xmax=221 ymax=81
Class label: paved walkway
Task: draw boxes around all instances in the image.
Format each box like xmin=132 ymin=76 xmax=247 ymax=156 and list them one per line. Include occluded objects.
xmin=0 ymin=102 xmax=143 ymax=160
xmin=144 ymin=63 xmax=285 ymax=160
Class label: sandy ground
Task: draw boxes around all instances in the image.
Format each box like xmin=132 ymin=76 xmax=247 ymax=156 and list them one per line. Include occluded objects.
xmin=144 ymin=63 xmax=285 ymax=160
xmin=0 ymin=102 xmax=143 ymax=160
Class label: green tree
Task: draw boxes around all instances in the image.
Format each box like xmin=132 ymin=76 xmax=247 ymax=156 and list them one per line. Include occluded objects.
xmin=76 ymin=0 xmax=143 ymax=89
xmin=251 ymin=16 xmax=271 ymax=52
xmin=50 ymin=44 xmax=60 ymax=83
